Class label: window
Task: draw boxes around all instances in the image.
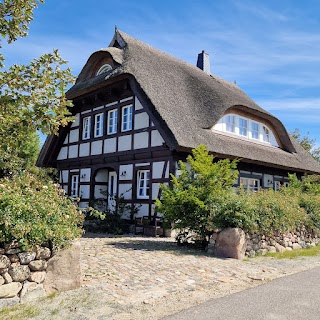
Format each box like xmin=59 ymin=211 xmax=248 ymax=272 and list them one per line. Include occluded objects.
xmin=82 ymin=116 xmax=91 ymax=140
xmin=240 ymin=177 xmax=260 ymax=191
xmin=122 ymin=105 xmax=133 ymax=132
xmin=137 ymin=170 xmax=150 ymax=199
xmin=96 ymin=64 xmax=112 ymax=76
xmin=226 ymin=115 xmax=235 ymax=133
xmin=263 ymin=126 xmax=270 ymax=143
xmin=71 ymin=175 xmax=79 ymax=197
xmin=107 ymin=109 xmax=118 ymax=135
xmin=251 ymin=122 xmax=259 ymax=140
xmin=274 ymin=181 xmax=281 ymax=191
xmin=94 ymin=113 xmax=104 ymax=137
xmin=239 ymin=118 xmax=248 ymax=136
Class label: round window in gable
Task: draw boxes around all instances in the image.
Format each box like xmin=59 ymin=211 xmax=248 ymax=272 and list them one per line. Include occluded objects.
xmin=96 ymin=64 xmax=112 ymax=76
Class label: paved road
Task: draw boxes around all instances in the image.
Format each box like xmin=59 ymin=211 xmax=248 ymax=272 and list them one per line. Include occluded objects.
xmin=164 ymin=266 xmax=320 ymax=320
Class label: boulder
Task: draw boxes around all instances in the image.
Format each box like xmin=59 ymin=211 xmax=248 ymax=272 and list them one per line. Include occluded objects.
xmin=275 ymin=243 xmax=286 ymax=253
xmin=8 ymin=254 xmax=19 ymax=263
xmin=0 ymin=275 xmax=4 ymax=286
xmin=0 ymin=282 xmax=22 ymax=298
xmin=18 ymin=252 xmax=36 ymax=265
xmin=267 ymin=246 xmax=277 ymax=253
xmin=0 ymin=297 xmax=20 ymax=308
xmin=292 ymin=243 xmax=302 ymax=250
xmin=28 ymin=260 xmax=47 ymax=271
xmin=35 ymin=247 xmax=51 ymax=260
xmin=214 ymin=228 xmax=247 ymax=260
xmin=28 ymin=271 xmax=46 ymax=284
xmin=20 ymin=281 xmax=45 ymax=303
xmin=0 ymin=255 xmax=10 ymax=269
xmin=43 ymin=240 xmax=81 ymax=293
xmin=2 ymin=272 xmax=12 ymax=284
xmin=9 ymin=265 xmax=31 ymax=282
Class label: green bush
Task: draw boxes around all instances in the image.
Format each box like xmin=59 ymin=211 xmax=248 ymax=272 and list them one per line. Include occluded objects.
xmin=0 ymin=173 xmax=84 ymax=249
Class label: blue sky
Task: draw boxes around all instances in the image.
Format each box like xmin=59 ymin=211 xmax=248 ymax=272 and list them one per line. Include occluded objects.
xmin=3 ymin=0 xmax=320 ymax=145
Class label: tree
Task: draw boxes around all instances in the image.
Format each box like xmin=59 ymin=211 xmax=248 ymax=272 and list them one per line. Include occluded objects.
xmin=291 ymin=128 xmax=320 ymax=163
xmin=155 ymin=145 xmax=238 ymax=248
xmin=0 ymin=0 xmax=75 ymax=176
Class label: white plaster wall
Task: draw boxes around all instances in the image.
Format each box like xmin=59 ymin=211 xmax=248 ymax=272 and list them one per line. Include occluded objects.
xmin=95 ymin=169 xmax=108 ymax=182
xmin=80 ymin=168 xmax=91 ymax=183
xmin=93 ymin=105 xmax=104 ymax=111
xmin=63 ymin=134 xmax=69 ymax=145
xmin=106 ymin=101 xmax=117 ymax=108
xmin=119 ymin=164 xmax=133 ymax=180
xmin=68 ymin=145 xmax=78 ymax=158
xmin=118 ymin=135 xmax=132 ymax=151
xmin=63 ymin=185 xmax=68 ymax=194
xmin=152 ymin=183 xmax=160 ymax=200
xmin=137 ymin=204 xmax=149 ymax=217
xmin=79 ymin=143 xmax=90 ymax=157
xmin=152 ymin=161 xmax=165 ymax=179
xmin=134 ymin=112 xmax=149 ymax=130
xmin=61 ymin=170 xmax=69 ymax=184
xmin=118 ymin=183 xmax=132 ymax=199
xmin=71 ymin=113 xmax=80 ymax=128
xmin=263 ymin=174 xmax=273 ymax=188
xmin=135 ymin=96 xmax=143 ymax=110
xmin=165 ymin=162 xmax=170 ymax=178
xmin=94 ymin=185 xmax=107 ymax=199
xmin=69 ymin=129 xmax=79 ymax=143
xmin=79 ymin=201 xmax=89 ymax=209
xmin=134 ymin=132 xmax=148 ymax=149
xmin=80 ymin=185 xmax=90 ymax=199
xmin=151 ymin=130 xmax=164 ymax=147
xmin=91 ymin=140 xmax=103 ymax=155
xmin=104 ymin=137 xmax=116 ymax=153
xmin=57 ymin=147 xmax=68 ymax=160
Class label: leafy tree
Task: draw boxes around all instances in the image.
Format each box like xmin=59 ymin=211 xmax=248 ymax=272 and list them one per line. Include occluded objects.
xmin=291 ymin=128 xmax=320 ymax=163
xmin=155 ymin=145 xmax=238 ymax=248
xmin=0 ymin=0 xmax=75 ymax=176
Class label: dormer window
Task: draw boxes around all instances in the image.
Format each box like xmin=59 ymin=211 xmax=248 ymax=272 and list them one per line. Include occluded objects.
xmin=96 ymin=64 xmax=112 ymax=76
xmin=213 ymin=113 xmax=279 ymax=148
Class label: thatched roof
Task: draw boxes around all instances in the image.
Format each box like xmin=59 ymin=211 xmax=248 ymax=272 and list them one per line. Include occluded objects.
xmin=40 ymin=30 xmax=320 ymax=174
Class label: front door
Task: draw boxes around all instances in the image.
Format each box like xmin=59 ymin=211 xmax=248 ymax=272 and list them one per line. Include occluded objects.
xmin=108 ymin=171 xmax=117 ymax=210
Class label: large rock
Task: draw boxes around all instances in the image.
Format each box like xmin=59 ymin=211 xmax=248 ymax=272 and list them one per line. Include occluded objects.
xmin=0 ymin=255 xmax=10 ymax=270
xmin=28 ymin=271 xmax=46 ymax=284
xmin=0 ymin=275 xmax=4 ymax=286
xmin=0 ymin=282 xmax=22 ymax=298
xmin=2 ymin=272 xmax=12 ymax=284
xmin=214 ymin=228 xmax=247 ymax=260
xmin=292 ymin=243 xmax=302 ymax=250
xmin=20 ymin=281 xmax=45 ymax=303
xmin=9 ymin=265 xmax=31 ymax=282
xmin=28 ymin=260 xmax=47 ymax=271
xmin=275 ymin=243 xmax=286 ymax=253
xmin=18 ymin=252 xmax=36 ymax=265
xmin=43 ymin=240 xmax=81 ymax=293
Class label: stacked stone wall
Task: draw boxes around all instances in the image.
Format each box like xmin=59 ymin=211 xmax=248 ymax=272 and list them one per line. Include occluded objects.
xmin=0 ymin=241 xmax=51 ymax=306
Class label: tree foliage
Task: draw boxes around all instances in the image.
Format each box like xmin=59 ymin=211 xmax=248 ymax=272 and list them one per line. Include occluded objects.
xmin=0 ymin=0 xmax=75 ymax=176
xmin=155 ymin=145 xmax=238 ymax=244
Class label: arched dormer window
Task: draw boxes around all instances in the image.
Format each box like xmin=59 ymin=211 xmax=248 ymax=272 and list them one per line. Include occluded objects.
xmin=96 ymin=64 xmax=112 ymax=76
xmin=213 ymin=113 xmax=279 ymax=147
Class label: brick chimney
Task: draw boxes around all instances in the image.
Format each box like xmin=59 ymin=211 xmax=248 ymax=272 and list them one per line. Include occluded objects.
xmin=197 ymin=50 xmax=211 ymax=75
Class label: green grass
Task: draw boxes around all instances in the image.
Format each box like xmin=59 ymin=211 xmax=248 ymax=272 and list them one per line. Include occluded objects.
xmin=0 ymin=304 xmax=39 ymax=320
xmin=266 ymin=245 xmax=320 ymax=259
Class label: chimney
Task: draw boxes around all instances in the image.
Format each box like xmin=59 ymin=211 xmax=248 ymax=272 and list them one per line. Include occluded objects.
xmin=197 ymin=50 xmax=211 ymax=75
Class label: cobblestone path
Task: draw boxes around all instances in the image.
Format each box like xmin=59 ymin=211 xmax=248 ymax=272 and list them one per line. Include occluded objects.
xmin=80 ymin=233 xmax=320 ymax=308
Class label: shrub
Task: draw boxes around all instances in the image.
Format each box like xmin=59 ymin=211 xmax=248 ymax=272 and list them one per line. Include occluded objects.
xmin=0 ymin=173 xmax=84 ymax=249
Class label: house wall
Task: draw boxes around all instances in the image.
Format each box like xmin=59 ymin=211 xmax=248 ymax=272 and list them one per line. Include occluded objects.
xmin=57 ymin=92 xmax=172 ymax=219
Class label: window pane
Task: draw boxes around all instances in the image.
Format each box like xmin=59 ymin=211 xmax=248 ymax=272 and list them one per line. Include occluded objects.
xmin=226 ymin=115 xmax=235 ymax=133
xmin=251 ymin=122 xmax=259 ymax=139
xmin=239 ymin=118 xmax=247 ymax=136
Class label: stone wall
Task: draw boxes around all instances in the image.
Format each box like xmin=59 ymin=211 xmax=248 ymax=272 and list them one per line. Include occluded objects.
xmin=0 ymin=241 xmax=51 ymax=306
xmin=209 ymin=227 xmax=320 ymax=260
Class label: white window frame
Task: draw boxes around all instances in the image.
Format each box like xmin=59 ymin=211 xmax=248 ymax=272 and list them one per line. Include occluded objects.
xmin=239 ymin=117 xmax=248 ymax=137
xmin=96 ymin=64 xmax=112 ymax=76
xmin=121 ymin=105 xmax=133 ymax=132
xmin=82 ymin=116 xmax=91 ymax=140
xmin=251 ymin=121 xmax=259 ymax=140
xmin=225 ymin=115 xmax=235 ymax=133
xmin=240 ymin=177 xmax=260 ymax=191
xmin=107 ymin=109 xmax=118 ymax=135
xmin=71 ymin=175 xmax=79 ymax=197
xmin=137 ymin=170 xmax=150 ymax=199
xmin=263 ymin=125 xmax=270 ymax=143
xmin=94 ymin=113 xmax=104 ymax=138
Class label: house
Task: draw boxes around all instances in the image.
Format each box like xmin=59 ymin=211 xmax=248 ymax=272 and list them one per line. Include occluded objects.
xmin=37 ymin=29 xmax=320 ymax=219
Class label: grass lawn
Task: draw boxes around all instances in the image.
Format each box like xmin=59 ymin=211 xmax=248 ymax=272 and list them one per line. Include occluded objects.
xmin=266 ymin=245 xmax=320 ymax=259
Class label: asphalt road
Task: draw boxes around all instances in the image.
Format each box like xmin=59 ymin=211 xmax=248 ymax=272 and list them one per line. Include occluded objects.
xmin=163 ymin=266 xmax=320 ymax=320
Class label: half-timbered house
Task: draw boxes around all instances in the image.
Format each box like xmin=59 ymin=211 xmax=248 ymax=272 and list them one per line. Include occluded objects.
xmin=37 ymin=29 xmax=320 ymax=219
